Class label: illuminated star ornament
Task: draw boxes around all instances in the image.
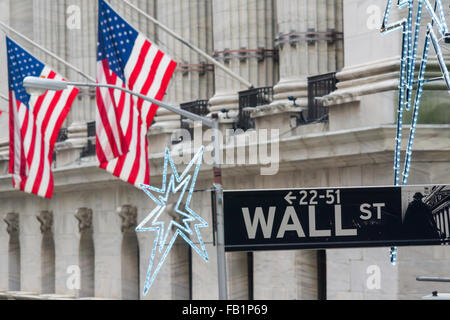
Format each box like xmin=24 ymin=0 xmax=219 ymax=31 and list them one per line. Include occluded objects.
xmin=136 ymin=147 xmax=208 ymax=296
xmin=381 ymin=0 xmax=450 ymax=264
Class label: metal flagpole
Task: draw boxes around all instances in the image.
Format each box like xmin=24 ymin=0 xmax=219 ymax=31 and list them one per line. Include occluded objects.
xmin=0 ymin=21 xmax=96 ymax=83
xmin=121 ymin=0 xmax=254 ymax=90
xmin=212 ymin=120 xmax=228 ymax=300
xmin=24 ymin=75 xmax=229 ymax=300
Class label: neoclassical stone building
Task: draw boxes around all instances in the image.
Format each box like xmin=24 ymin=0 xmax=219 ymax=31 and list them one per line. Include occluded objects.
xmin=0 ymin=0 xmax=449 ymax=300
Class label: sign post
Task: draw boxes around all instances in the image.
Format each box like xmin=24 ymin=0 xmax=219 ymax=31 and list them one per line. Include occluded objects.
xmin=224 ymin=185 xmax=450 ymax=252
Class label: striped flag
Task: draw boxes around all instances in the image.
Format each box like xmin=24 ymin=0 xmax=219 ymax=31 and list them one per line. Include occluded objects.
xmin=6 ymin=37 xmax=79 ymax=198
xmin=96 ymin=0 xmax=177 ymax=187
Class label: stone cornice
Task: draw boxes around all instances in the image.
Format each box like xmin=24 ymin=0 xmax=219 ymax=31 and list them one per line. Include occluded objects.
xmin=250 ymin=103 xmax=305 ymax=118
xmin=324 ymin=57 xmax=450 ymax=106
xmin=0 ymin=125 xmax=448 ymax=198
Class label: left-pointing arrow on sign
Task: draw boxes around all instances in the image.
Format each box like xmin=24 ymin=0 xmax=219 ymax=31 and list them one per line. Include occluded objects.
xmin=284 ymin=191 xmax=296 ymax=205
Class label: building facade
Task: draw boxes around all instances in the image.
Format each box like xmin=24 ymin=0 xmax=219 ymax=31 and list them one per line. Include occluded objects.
xmin=0 ymin=0 xmax=449 ymax=300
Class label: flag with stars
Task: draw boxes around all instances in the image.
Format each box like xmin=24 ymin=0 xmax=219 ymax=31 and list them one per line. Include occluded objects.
xmin=96 ymin=0 xmax=177 ymax=187
xmin=6 ymin=36 xmax=79 ymax=198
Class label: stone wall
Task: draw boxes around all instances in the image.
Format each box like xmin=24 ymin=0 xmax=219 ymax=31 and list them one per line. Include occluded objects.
xmin=0 ymin=0 xmax=449 ymax=300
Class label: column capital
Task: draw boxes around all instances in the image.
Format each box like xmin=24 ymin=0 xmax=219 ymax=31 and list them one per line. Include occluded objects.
xmin=117 ymin=205 xmax=137 ymax=234
xmin=75 ymin=208 xmax=93 ymax=233
xmin=36 ymin=210 xmax=53 ymax=234
xmin=4 ymin=212 xmax=19 ymax=235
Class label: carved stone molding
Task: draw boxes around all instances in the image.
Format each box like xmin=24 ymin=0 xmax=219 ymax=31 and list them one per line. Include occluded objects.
xmin=212 ymin=48 xmax=278 ymax=62
xmin=75 ymin=208 xmax=93 ymax=233
xmin=4 ymin=212 xmax=19 ymax=235
xmin=36 ymin=210 xmax=53 ymax=234
xmin=76 ymin=87 xmax=96 ymax=99
xmin=176 ymin=62 xmax=214 ymax=76
xmin=274 ymin=29 xmax=344 ymax=48
xmin=117 ymin=205 xmax=137 ymax=234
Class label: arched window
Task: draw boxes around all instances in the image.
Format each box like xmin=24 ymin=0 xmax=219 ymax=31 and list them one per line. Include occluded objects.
xmin=118 ymin=205 xmax=139 ymax=300
xmin=75 ymin=208 xmax=95 ymax=298
xmin=4 ymin=212 xmax=20 ymax=292
xmin=37 ymin=211 xmax=55 ymax=294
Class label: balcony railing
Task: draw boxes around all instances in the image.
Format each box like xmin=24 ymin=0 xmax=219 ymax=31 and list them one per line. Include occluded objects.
xmin=81 ymin=140 xmax=96 ymax=158
xmin=237 ymin=86 xmax=274 ymax=130
xmin=307 ymin=72 xmax=338 ymax=123
xmin=80 ymin=121 xmax=97 ymax=158
xmin=87 ymin=121 xmax=96 ymax=138
xmin=56 ymin=128 xmax=69 ymax=143
xmin=179 ymin=100 xmax=210 ymax=139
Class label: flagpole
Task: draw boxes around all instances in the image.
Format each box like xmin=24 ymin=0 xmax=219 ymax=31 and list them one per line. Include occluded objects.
xmin=23 ymin=76 xmax=229 ymax=300
xmin=0 ymin=21 xmax=96 ymax=83
xmin=121 ymin=0 xmax=254 ymax=90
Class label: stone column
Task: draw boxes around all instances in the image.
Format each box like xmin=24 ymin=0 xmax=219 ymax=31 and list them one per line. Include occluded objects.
xmin=0 ymin=1 xmax=10 ymax=143
xmin=63 ymin=0 xmax=97 ymax=150
xmin=109 ymin=0 xmax=157 ymax=40
xmin=323 ymin=0 xmax=402 ymax=131
xmin=253 ymin=0 xmax=344 ymax=128
xmin=149 ymin=0 xmax=214 ymax=152
xmin=209 ymin=0 xmax=278 ymax=122
xmin=210 ymin=2 xmax=277 ymax=295
xmin=118 ymin=205 xmax=139 ymax=300
xmin=75 ymin=207 xmax=95 ymax=298
xmin=10 ymin=0 xmax=34 ymax=46
xmin=36 ymin=211 xmax=55 ymax=294
xmin=273 ymin=0 xmax=343 ymax=105
xmin=4 ymin=212 xmax=20 ymax=292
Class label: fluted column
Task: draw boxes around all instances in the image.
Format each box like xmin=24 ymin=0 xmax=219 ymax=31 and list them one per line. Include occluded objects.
xmin=61 ymin=0 xmax=97 ymax=147
xmin=10 ymin=0 xmax=34 ymax=46
xmin=272 ymin=0 xmax=343 ymax=107
xmin=151 ymin=0 xmax=214 ymax=133
xmin=209 ymin=0 xmax=277 ymax=119
xmin=0 ymin=1 xmax=12 ymax=143
xmin=208 ymin=1 xmax=277 ymax=299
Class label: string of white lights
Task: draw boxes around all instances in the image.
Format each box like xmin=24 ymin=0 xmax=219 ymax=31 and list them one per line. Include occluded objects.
xmin=381 ymin=0 xmax=450 ymax=264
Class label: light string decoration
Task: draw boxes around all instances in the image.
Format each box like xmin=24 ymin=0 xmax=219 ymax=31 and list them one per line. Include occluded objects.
xmin=136 ymin=147 xmax=209 ymax=296
xmin=381 ymin=0 xmax=450 ymax=264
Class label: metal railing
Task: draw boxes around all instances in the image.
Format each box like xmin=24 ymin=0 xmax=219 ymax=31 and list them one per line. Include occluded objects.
xmin=80 ymin=121 xmax=97 ymax=158
xmin=87 ymin=121 xmax=96 ymax=138
xmin=178 ymin=100 xmax=210 ymax=141
xmin=56 ymin=128 xmax=68 ymax=143
xmin=237 ymin=86 xmax=274 ymax=130
xmin=81 ymin=140 xmax=96 ymax=158
xmin=307 ymin=72 xmax=338 ymax=123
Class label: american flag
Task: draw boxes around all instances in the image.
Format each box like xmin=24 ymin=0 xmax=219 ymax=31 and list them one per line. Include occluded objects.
xmin=96 ymin=0 xmax=177 ymax=187
xmin=6 ymin=37 xmax=79 ymax=198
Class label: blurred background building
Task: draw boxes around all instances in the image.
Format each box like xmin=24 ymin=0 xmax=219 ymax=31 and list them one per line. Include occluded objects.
xmin=0 ymin=0 xmax=449 ymax=300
